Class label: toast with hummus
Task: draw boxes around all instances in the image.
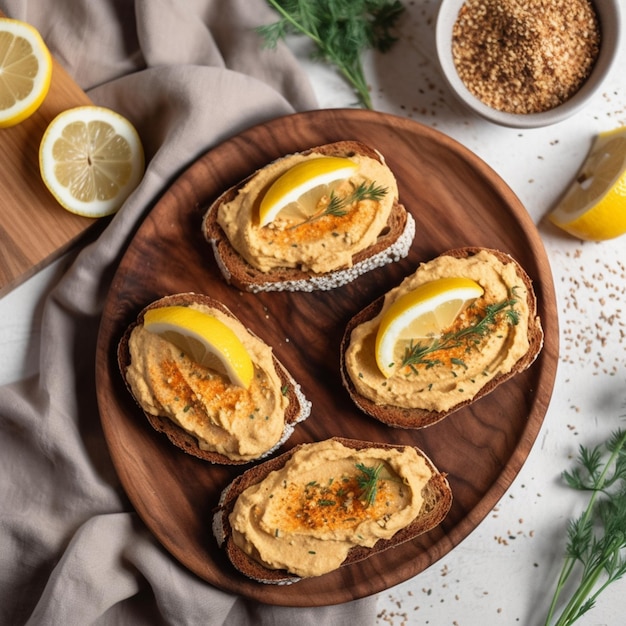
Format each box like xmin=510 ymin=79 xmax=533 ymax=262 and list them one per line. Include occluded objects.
xmin=212 ymin=437 xmax=452 ymax=584
xmin=340 ymin=247 xmax=544 ymax=429
xmin=202 ymin=141 xmax=415 ymax=292
xmin=118 ymin=293 xmax=311 ymax=464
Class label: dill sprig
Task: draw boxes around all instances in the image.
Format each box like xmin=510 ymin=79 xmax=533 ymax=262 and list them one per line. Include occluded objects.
xmin=258 ymin=0 xmax=405 ymax=109
xmin=544 ymin=428 xmax=626 ymax=626
xmin=355 ymin=462 xmax=384 ymax=507
xmin=327 ymin=181 xmax=387 ymax=214
xmin=401 ymin=291 xmax=520 ymax=373
xmin=288 ymin=180 xmax=387 ymax=229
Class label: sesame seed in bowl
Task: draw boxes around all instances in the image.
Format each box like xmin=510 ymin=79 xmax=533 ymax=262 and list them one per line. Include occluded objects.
xmin=435 ymin=0 xmax=621 ymax=128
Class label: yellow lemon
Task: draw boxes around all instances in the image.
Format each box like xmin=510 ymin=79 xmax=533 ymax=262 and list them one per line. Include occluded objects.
xmin=375 ymin=277 xmax=484 ymax=378
xmin=549 ymin=127 xmax=626 ymax=241
xmin=258 ymin=156 xmax=358 ymax=226
xmin=143 ymin=306 xmax=254 ymax=389
xmin=39 ymin=105 xmax=144 ymax=217
xmin=0 ymin=18 xmax=52 ymax=127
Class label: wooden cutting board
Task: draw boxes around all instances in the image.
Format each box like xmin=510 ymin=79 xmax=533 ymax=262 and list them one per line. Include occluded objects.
xmin=0 ymin=11 xmax=94 ymax=297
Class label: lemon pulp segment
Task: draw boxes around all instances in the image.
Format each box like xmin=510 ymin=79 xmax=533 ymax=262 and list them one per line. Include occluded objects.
xmin=0 ymin=18 xmax=52 ymax=127
xmin=375 ymin=277 xmax=484 ymax=378
xmin=549 ymin=127 xmax=626 ymax=241
xmin=258 ymin=156 xmax=358 ymax=226
xmin=143 ymin=306 xmax=254 ymax=389
xmin=39 ymin=106 xmax=144 ymax=217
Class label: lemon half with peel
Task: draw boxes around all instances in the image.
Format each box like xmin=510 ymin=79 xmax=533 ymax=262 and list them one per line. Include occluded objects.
xmin=258 ymin=156 xmax=358 ymax=226
xmin=549 ymin=127 xmax=626 ymax=241
xmin=39 ymin=105 xmax=144 ymax=217
xmin=143 ymin=306 xmax=254 ymax=389
xmin=0 ymin=18 xmax=52 ymax=128
xmin=375 ymin=277 xmax=485 ymax=378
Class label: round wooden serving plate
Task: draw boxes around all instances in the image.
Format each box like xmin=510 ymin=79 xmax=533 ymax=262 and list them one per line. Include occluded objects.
xmin=96 ymin=109 xmax=558 ymax=606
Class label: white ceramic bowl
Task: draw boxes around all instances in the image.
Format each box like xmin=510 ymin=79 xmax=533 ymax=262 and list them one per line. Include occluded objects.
xmin=435 ymin=0 xmax=621 ymax=128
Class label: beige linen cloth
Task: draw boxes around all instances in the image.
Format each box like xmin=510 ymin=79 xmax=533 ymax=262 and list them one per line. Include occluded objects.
xmin=0 ymin=1 xmax=379 ymax=623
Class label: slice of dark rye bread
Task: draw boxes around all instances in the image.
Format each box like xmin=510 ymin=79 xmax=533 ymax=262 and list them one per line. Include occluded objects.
xmin=202 ymin=140 xmax=415 ymax=293
xmin=212 ymin=437 xmax=452 ymax=584
xmin=340 ymin=247 xmax=545 ymax=429
xmin=117 ymin=293 xmax=311 ymax=465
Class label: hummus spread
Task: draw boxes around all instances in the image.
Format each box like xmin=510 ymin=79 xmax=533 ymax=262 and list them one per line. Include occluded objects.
xmin=125 ymin=304 xmax=289 ymax=462
xmin=344 ymin=250 xmax=532 ymax=412
xmin=229 ymin=439 xmax=432 ymax=578
xmin=217 ymin=152 xmax=398 ymax=274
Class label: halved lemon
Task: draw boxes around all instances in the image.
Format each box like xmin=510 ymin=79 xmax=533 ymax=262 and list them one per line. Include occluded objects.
xmin=375 ymin=277 xmax=484 ymax=378
xmin=143 ymin=306 xmax=254 ymax=389
xmin=258 ymin=156 xmax=358 ymax=226
xmin=39 ymin=105 xmax=144 ymax=217
xmin=0 ymin=18 xmax=52 ymax=128
xmin=549 ymin=127 xmax=626 ymax=241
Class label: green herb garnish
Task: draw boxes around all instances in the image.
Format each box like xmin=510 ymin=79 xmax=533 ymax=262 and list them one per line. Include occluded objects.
xmin=355 ymin=462 xmax=384 ymax=507
xmin=402 ymin=290 xmax=520 ymax=373
xmin=326 ymin=181 xmax=387 ymax=215
xmin=317 ymin=499 xmax=337 ymax=507
xmin=258 ymin=0 xmax=405 ymax=109
xmin=544 ymin=428 xmax=626 ymax=626
xmin=288 ymin=180 xmax=387 ymax=229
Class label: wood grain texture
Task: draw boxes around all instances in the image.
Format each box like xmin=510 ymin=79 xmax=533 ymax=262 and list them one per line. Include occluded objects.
xmin=0 ymin=10 xmax=94 ymax=297
xmin=95 ymin=109 xmax=559 ymax=606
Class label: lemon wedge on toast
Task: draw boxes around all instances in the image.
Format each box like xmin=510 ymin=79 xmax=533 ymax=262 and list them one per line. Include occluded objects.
xmin=375 ymin=277 xmax=484 ymax=378
xmin=258 ymin=156 xmax=358 ymax=226
xmin=143 ymin=306 xmax=254 ymax=389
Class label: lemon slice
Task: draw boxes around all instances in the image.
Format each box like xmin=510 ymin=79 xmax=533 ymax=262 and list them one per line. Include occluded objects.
xmin=0 ymin=18 xmax=52 ymax=128
xmin=39 ymin=105 xmax=144 ymax=217
xmin=143 ymin=306 xmax=254 ymax=389
xmin=549 ymin=127 xmax=626 ymax=241
xmin=258 ymin=156 xmax=358 ymax=226
xmin=375 ymin=277 xmax=485 ymax=378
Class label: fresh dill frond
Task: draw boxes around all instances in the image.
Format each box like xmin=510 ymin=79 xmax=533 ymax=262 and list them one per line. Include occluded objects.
xmin=327 ymin=180 xmax=388 ymax=215
xmin=258 ymin=0 xmax=405 ymax=109
xmin=355 ymin=462 xmax=384 ymax=507
xmin=401 ymin=291 xmax=520 ymax=372
xmin=544 ymin=428 xmax=626 ymax=626
xmin=288 ymin=180 xmax=388 ymax=229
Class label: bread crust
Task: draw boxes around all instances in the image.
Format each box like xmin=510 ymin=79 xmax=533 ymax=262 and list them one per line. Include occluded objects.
xmin=202 ymin=141 xmax=415 ymax=292
xmin=117 ymin=292 xmax=311 ymax=465
xmin=340 ymin=247 xmax=545 ymax=429
xmin=212 ymin=437 xmax=452 ymax=584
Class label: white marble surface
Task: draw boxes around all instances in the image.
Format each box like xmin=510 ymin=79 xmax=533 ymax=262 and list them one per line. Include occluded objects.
xmin=1 ymin=1 xmax=625 ymax=624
